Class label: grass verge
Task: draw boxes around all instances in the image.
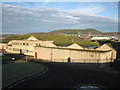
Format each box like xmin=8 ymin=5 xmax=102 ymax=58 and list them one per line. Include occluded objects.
xmin=2 ymin=61 xmax=46 ymax=89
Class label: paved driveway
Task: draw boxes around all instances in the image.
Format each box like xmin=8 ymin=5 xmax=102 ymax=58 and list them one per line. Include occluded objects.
xmin=9 ymin=60 xmax=120 ymax=89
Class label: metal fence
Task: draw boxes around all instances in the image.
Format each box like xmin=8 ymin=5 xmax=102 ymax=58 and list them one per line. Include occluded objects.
xmin=50 ymin=59 xmax=114 ymax=63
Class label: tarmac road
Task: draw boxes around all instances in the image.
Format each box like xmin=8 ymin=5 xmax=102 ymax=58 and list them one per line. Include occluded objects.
xmin=9 ymin=60 xmax=120 ymax=89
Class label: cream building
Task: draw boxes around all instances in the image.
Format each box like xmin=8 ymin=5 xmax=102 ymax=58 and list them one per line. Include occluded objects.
xmin=1 ymin=36 xmax=57 ymax=56
xmin=0 ymin=36 xmax=117 ymax=63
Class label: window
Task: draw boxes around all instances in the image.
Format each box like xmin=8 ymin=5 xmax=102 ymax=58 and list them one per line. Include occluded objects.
xmin=36 ymin=43 xmax=40 ymax=46
xmin=20 ymin=43 xmax=22 ymax=45
xmin=26 ymin=43 xmax=28 ymax=46
xmin=36 ymin=43 xmax=38 ymax=46
xmin=26 ymin=50 xmax=29 ymax=53
xmin=13 ymin=42 xmax=16 ymax=45
xmin=29 ymin=51 xmax=33 ymax=53
xmin=39 ymin=44 xmax=41 ymax=46
xmin=13 ymin=48 xmax=19 ymax=51
xmin=23 ymin=43 xmax=25 ymax=45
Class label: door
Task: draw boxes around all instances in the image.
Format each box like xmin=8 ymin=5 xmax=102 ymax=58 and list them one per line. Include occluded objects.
xmin=35 ymin=52 xmax=37 ymax=59
xmin=67 ymin=57 xmax=71 ymax=63
xmin=20 ymin=49 xmax=22 ymax=54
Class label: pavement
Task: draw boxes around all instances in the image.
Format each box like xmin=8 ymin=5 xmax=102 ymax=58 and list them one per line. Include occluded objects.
xmin=7 ymin=59 xmax=120 ymax=89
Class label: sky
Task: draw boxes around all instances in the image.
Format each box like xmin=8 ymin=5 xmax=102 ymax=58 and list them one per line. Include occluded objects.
xmin=1 ymin=2 xmax=119 ymax=34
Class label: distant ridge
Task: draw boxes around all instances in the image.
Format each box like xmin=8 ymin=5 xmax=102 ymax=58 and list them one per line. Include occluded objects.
xmin=48 ymin=29 xmax=102 ymax=34
xmin=19 ymin=29 xmax=119 ymax=35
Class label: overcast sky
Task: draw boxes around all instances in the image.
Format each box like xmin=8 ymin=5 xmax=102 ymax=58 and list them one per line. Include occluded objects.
xmin=2 ymin=2 xmax=118 ymax=34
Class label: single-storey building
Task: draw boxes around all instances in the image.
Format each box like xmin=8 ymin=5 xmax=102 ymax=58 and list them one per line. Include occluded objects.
xmin=91 ymin=37 xmax=111 ymax=40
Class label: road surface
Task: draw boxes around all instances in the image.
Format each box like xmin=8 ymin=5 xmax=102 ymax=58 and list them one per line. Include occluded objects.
xmin=9 ymin=60 xmax=120 ymax=89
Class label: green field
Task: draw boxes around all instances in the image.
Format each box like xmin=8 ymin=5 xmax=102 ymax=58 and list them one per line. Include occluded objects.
xmin=2 ymin=29 xmax=119 ymax=47
xmin=2 ymin=35 xmax=99 ymax=47
xmin=2 ymin=59 xmax=46 ymax=89
xmin=49 ymin=29 xmax=102 ymax=34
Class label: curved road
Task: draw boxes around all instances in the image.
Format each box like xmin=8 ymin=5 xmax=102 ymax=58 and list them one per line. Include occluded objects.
xmin=9 ymin=60 xmax=120 ymax=89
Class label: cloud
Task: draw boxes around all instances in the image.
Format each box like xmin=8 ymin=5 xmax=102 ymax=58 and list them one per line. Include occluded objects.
xmin=2 ymin=4 xmax=118 ymax=34
xmin=72 ymin=6 xmax=105 ymax=15
xmin=42 ymin=0 xmax=52 ymax=5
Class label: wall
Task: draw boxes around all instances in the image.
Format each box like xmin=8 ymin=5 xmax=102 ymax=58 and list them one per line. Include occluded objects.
xmin=100 ymin=50 xmax=116 ymax=63
xmin=34 ymin=47 xmax=115 ymax=63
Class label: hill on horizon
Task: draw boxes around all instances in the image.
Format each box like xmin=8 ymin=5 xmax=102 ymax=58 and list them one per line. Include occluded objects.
xmin=23 ymin=29 xmax=103 ymax=35
xmin=48 ymin=29 xmax=103 ymax=35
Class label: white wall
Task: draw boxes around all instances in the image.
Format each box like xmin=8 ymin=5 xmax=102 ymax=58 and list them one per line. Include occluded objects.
xmin=34 ymin=47 xmax=114 ymax=63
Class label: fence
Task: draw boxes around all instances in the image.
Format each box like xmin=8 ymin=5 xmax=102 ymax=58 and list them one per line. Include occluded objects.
xmin=45 ymin=58 xmax=114 ymax=63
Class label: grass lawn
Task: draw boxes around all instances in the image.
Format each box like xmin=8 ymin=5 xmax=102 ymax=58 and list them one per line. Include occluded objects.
xmin=2 ymin=60 xmax=46 ymax=89
xmin=2 ymin=55 xmax=13 ymax=64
